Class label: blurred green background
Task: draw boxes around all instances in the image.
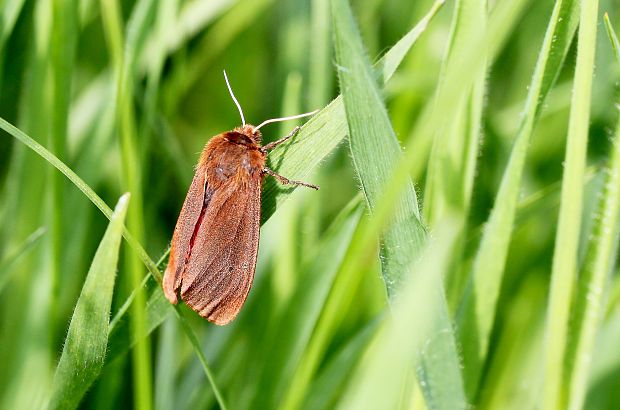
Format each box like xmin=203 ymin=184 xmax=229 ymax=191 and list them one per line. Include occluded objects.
xmin=1 ymin=0 xmax=620 ymax=409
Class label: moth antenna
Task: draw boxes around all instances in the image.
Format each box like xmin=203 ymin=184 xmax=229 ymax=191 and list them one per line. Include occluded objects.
xmin=223 ymin=70 xmax=246 ymax=126
xmin=255 ymin=110 xmax=319 ymax=131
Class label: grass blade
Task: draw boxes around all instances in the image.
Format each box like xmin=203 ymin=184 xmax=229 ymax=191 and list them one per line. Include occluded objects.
xmin=564 ymin=13 xmax=620 ymax=410
xmin=456 ymin=0 xmax=579 ymax=398
xmin=423 ymin=0 xmax=485 ymax=226
xmin=48 ymin=193 xmax=129 ymax=410
xmin=334 ymin=0 xmax=425 ymax=290
xmin=543 ymin=0 xmax=599 ymax=407
xmin=308 ymin=0 xmax=332 ymax=109
xmin=606 ymin=12 xmax=620 ymax=64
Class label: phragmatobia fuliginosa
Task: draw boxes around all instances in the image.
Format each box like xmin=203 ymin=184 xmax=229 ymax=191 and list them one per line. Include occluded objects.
xmin=163 ymin=71 xmax=319 ymax=325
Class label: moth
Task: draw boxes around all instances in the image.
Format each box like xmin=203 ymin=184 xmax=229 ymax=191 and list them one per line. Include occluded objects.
xmin=163 ymin=71 xmax=319 ymax=325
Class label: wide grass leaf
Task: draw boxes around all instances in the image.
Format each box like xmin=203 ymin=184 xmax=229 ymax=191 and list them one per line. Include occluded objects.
xmin=48 ymin=193 xmax=129 ymax=410
xmin=334 ymin=0 xmax=425 ymax=293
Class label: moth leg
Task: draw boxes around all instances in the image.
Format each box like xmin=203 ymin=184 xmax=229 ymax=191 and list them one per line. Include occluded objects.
xmin=263 ymin=167 xmax=319 ymax=190
xmin=261 ymin=126 xmax=300 ymax=152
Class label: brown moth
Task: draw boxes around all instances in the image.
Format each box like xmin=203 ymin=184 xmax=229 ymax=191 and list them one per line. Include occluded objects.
xmin=163 ymin=71 xmax=318 ymax=325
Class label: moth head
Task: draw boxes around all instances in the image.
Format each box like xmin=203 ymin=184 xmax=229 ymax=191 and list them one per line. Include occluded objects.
xmin=238 ymin=125 xmax=262 ymax=144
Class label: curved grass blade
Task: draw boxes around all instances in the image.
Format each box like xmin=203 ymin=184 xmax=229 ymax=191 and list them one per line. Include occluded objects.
xmin=48 ymin=193 xmax=129 ymax=410
xmin=543 ymin=0 xmax=599 ymax=407
xmin=456 ymin=0 xmax=579 ymax=399
xmin=564 ymin=13 xmax=620 ymax=410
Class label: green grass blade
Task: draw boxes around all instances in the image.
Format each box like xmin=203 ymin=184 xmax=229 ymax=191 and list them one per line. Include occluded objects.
xmin=564 ymin=13 xmax=620 ymax=410
xmin=48 ymin=193 xmax=129 ymax=410
xmin=154 ymin=317 xmax=177 ymax=410
xmin=0 ymin=0 xmax=26 ymax=46
xmin=374 ymin=0 xmax=444 ymax=83
xmin=456 ymin=0 xmax=579 ymax=398
xmin=543 ymin=0 xmax=599 ymax=407
xmin=0 ymin=227 xmax=45 ymax=294
xmin=49 ymin=0 xmax=78 ymax=340
xmin=333 ymin=0 xmax=425 ymax=290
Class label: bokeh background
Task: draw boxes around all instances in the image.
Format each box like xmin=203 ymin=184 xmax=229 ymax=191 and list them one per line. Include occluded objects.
xmin=1 ymin=0 xmax=620 ymax=409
